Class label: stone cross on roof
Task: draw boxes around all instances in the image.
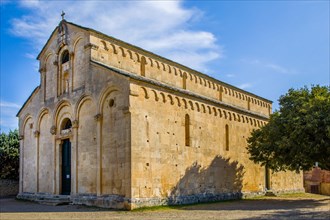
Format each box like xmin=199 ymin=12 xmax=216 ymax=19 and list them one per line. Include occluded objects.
xmin=61 ymin=11 xmax=65 ymax=20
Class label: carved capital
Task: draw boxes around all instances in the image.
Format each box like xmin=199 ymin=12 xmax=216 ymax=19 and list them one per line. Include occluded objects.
xmin=72 ymin=120 xmax=79 ymax=128
xmin=34 ymin=130 xmax=40 ymax=137
xmin=70 ymin=52 xmax=75 ymax=58
xmin=39 ymin=67 xmax=46 ymax=73
xmin=94 ymin=113 xmax=102 ymax=122
xmin=53 ymin=61 xmax=58 ymax=66
xmin=50 ymin=125 xmax=56 ymax=135
xmin=19 ymin=135 xmax=24 ymax=140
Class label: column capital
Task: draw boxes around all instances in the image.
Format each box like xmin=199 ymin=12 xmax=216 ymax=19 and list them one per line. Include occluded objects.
xmin=94 ymin=113 xmax=102 ymax=122
xmin=34 ymin=130 xmax=40 ymax=137
xmin=72 ymin=120 xmax=79 ymax=128
xmin=50 ymin=125 xmax=56 ymax=135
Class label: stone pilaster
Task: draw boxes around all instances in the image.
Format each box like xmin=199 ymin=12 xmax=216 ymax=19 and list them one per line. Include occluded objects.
xmin=71 ymin=120 xmax=79 ymax=194
xmin=94 ymin=114 xmax=102 ymax=196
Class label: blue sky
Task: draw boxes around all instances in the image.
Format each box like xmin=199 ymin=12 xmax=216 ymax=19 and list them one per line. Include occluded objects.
xmin=0 ymin=0 xmax=329 ymax=133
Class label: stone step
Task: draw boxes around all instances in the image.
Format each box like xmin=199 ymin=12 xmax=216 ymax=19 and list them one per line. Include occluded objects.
xmin=36 ymin=197 xmax=71 ymax=206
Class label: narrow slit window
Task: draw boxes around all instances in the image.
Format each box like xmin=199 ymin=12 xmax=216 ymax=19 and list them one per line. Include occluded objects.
xmin=185 ymin=114 xmax=190 ymax=146
xmin=225 ymin=124 xmax=229 ymax=151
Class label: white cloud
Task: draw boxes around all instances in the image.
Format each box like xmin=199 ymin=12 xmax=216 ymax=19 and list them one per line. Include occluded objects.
xmin=241 ymin=58 xmax=294 ymax=74
xmin=237 ymin=83 xmax=252 ymax=89
xmin=0 ymin=100 xmax=20 ymax=132
xmin=226 ymin=74 xmax=235 ymax=78
xmin=9 ymin=0 xmax=222 ymax=72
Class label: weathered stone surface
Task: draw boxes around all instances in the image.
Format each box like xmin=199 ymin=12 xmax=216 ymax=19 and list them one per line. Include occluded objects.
xmin=17 ymin=20 xmax=304 ymax=210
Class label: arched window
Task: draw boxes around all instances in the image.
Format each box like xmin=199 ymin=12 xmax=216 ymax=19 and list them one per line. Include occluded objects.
xmin=225 ymin=124 xmax=229 ymax=151
xmin=140 ymin=56 xmax=146 ymax=77
xmin=183 ymin=72 xmax=187 ymax=89
xmin=61 ymin=50 xmax=69 ymax=64
xmin=185 ymin=114 xmax=190 ymax=146
xmin=61 ymin=118 xmax=72 ymax=130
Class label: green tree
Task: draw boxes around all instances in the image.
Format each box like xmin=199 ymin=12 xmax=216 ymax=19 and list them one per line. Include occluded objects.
xmin=247 ymin=85 xmax=330 ymax=172
xmin=0 ymin=129 xmax=20 ymax=180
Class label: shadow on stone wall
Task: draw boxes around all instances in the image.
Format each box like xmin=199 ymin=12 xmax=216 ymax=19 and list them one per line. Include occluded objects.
xmin=168 ymin=155 xmax=245 ymax=205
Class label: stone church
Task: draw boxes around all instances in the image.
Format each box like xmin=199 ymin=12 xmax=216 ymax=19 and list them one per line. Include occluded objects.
xmin=17 ymin=19 xmax=304 ymax=209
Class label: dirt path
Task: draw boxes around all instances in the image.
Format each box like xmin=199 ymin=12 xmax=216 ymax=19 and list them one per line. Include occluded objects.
xmin=1 ymin=194 xmax=329 ymax=220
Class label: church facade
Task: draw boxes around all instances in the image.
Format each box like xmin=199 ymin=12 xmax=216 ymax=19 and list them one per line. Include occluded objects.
xmin=17 ymin=20 xmax=304 ymax=209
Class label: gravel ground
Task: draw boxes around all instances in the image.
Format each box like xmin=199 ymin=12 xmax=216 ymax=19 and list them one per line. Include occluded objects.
xmin=1 ymin=193 xmax=329 ymax=220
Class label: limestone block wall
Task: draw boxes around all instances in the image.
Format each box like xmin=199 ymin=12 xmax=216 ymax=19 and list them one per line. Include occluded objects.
xmin=89 ymin=34 xmax=272 ymax=118
xmin=129 ymin=82 xmax=267 ymax=204
xmin=129 ymin=81 xmax=303 ymax=207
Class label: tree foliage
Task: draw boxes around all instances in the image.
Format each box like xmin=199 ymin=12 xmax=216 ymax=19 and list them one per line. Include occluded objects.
xmin=247 ymin=85 xmax=330 ymax=172
xmin=0 ymin=129 xmax=20 ymax=180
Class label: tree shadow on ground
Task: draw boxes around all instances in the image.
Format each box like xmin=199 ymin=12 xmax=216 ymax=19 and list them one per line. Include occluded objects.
xmin=168 ymin=155 xmax=245 ymax=205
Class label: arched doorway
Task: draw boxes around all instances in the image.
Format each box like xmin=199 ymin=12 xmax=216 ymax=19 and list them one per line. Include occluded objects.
xmin=61 ymin=118 xmax=72 ymax=195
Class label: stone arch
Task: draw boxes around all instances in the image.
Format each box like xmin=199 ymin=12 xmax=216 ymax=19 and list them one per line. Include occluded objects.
xmin=201 ymin=104 xmax=206 ymax=113
xmin=150 ymin=89 xmax=159 ymax=101
xmin=188 ymin=73 xmax=193 ymax=81
xmin=75 ymin=95 xmax=94 ymax=120
xmin=223 ymin=110 xmax=227 ymax=119
xmin=178 ymin=69 xmax=183 ymax=77
xmin=127 ymin=50 xmax=133 ymax=59
xmin=159 ymin=92 xmax=166 ymax=103
xmin=175 ymin=97 xmax=181 ymax=107
xmin=109 ymin=43 xmax=118 ymax=54
xmin=36 ymin=108 xmax=50 ymax=129
xmin=161 ymin=63 xmax=166 ymax=71
xmin=22 ymin=115 xmax=36 ymax=193
xmin=21 ymin=114 xmax=33 ymax=137
xmin=148 ymin=58 xmax=153 ymax=67
xmin=194 ymin=75 xmax=198 ymax=83
xmin=207 ymin=106 xmax=211 ymax=114
xmin=36 ymin=108 xmax=53 ymax=193
xmin=182 ymin=98 xmax=188 ymax=109
xmin=100 ymin=40 xmax=108 ymax=51
xmin=140 ymin=87 xmax=149 ymax=99
xmin=218 ymin=109 xmax=222 ymax=117
xmin=233 ymin=113 xmax=237 ymax=121
xmin=188 ymin=101 xmax=194 ymax=110
xmin=167 ymin=65 xmax=172 ymax=73
xmin=98 ymin=86 xmax=120 ymax=114
xmin=173 ymin=67 xmax=177 ymax=76
xmin=155 ymin=60 xmax=160 ymax=69
xmin=135 ymin=52 xmax=140 ymax=62
xmin=228 ymin=112 xmax=232 ymax=121
xmin=119 ymin=47 xmax=126 ymax=57
xmin=237 ymin=114 xmax=241 ymax=122
xmin=213 ymin=107 xmax=217 ymax=116
xmin=195 ymin=102 xmax=200 ymax=112
xmin=53 ymin=100 xmax=73 ymax=131
xmin=167 ymin=94 xmax=174 ymax=105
